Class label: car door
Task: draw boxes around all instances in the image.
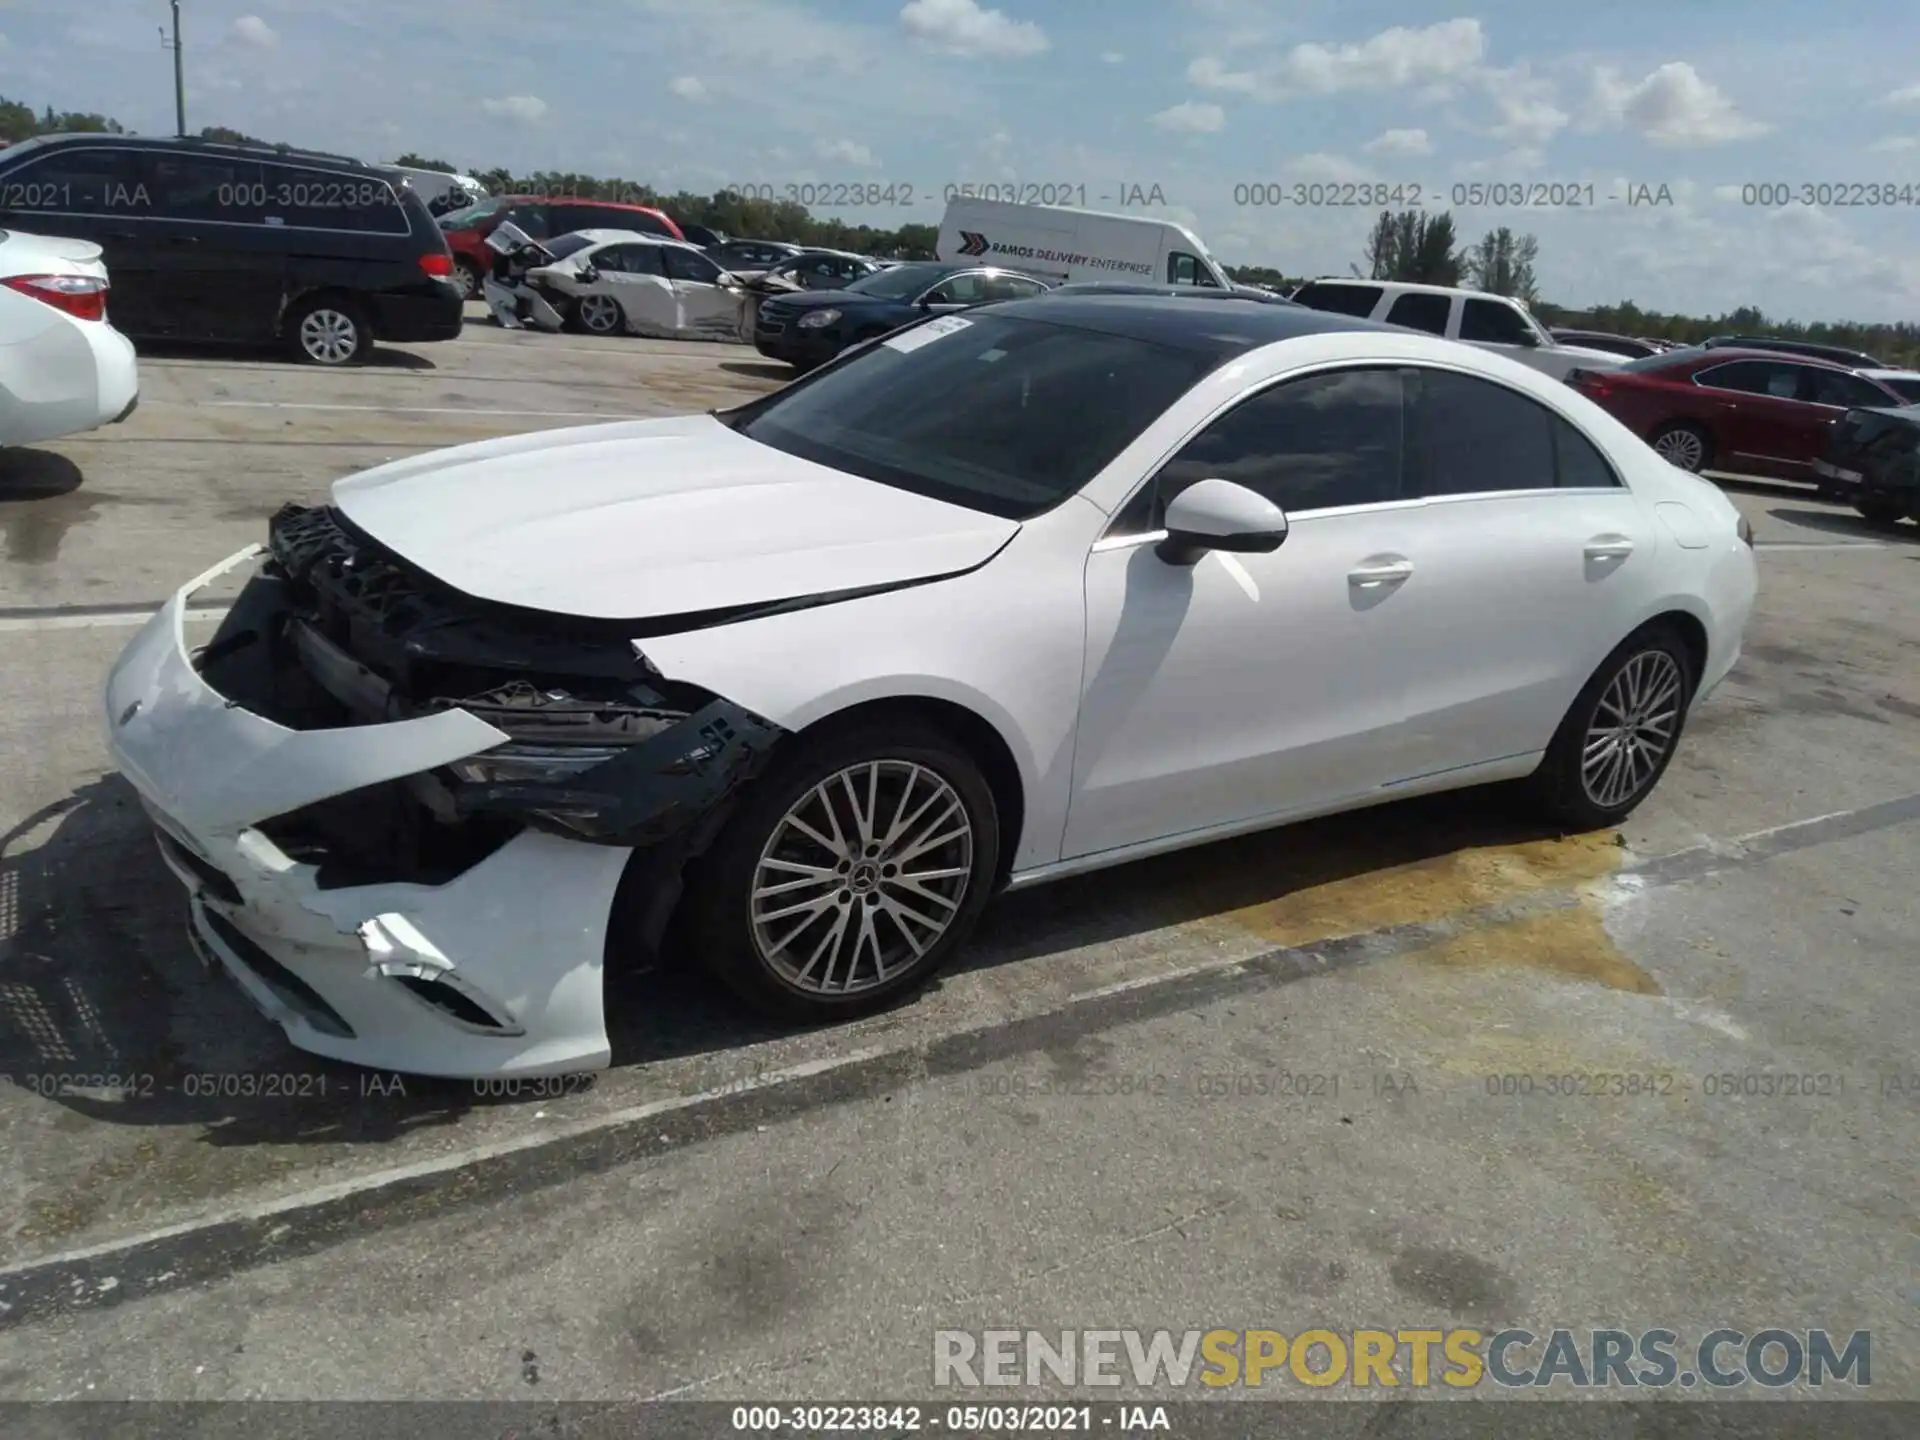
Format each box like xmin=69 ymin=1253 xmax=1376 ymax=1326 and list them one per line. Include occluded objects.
xmin=1688 ymin=359 xmax=1810 ymax=475
xmin=658 ymin=245 xmax=740 ymax=337
xmin=1456 ymin=296 xmax=1554 ymax=373
xmin=594 ymin=243 xmax=674 ymax=333
xmin=135 ymin=151 xmax=278 ymax=340
xmin=1388 ymin=366 xmax=1654 ymax=777
xmin=1064 ymin=366 xmax=1423 ymax=858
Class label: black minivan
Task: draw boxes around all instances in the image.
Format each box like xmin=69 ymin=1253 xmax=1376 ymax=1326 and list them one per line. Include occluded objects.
xmin=0 ymin=134 xmax=463 ymax=364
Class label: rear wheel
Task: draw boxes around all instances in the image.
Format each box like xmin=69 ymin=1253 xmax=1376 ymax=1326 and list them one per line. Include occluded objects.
xmin=1532 ymin=625 xmax=1695 ymax=828
xmin=1649 ymin=421 xmax=1712 ymax=473
xmin=285 ymin=294 xmax=371 ymax=365
xmin=683 ymin=718 xmax=1000 ymax=1022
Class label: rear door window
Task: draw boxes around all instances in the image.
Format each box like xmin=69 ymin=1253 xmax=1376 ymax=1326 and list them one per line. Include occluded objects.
xmin=661 ymin=246 xmax=723 ymax=283
xmin=1292 ymin=282 xmax=1383 ymax=318
xmin=1384 ymin=291 xmax=1450 ymax=335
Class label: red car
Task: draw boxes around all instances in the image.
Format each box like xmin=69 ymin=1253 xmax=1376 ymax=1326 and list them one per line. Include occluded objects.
xmin=1569 ymin=346 xmax=1908 ymax=480
xmin=438 ymin=195 xmax=685 ymax=298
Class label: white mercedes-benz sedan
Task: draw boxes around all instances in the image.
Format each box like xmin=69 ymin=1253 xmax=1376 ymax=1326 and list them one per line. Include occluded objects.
xmin=104 ymin=295 xmax=1757 ymax=1077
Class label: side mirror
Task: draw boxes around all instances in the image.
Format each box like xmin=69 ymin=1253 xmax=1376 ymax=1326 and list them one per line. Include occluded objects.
xmin=1518 ymin=330 xmax=1542 ymax=347
xmin=1155 ymin=479 xmax=1288 ymax=566
xmin=577 ymin=266 xmax=600 ymax=284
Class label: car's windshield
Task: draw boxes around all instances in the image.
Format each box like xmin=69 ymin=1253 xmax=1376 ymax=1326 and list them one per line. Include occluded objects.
xmin=844 ymin=262 xmax=951 ymax=299
xmin=725 ymin=313 xmax=1215 ymax=520
xmin=544 ymin=233 xmax=598 ymax=261
xmin=438 ymin=197 xmax=509 ymax=230
xmin=1877 ymin=375 xmax=1920 ymax=403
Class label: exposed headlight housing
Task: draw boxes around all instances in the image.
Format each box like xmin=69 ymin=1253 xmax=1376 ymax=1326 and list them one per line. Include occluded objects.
xmin=797 ymin=309 xmax=841 ymax=328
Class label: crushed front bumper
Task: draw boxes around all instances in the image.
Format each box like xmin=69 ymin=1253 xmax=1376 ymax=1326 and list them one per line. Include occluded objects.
xmin=105 ymin=547 xmax=638 ymax=1077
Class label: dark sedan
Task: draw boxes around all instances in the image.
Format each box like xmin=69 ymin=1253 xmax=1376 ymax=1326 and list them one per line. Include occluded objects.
xmin=1050 ymin=281 xmax=1297 ymax=304
xmin=753 ymin=261 xmax=1050 ymax=369
xmin=1568 ymin=346 xmax=1907 ymax=479
xmin=1549 ymin=329 xmax=1667 ymax=359
xmin=1702 ymin=334 xmax=1886 ymax=368
xmin=1816 ymin=405 xmax=1920 ymax=524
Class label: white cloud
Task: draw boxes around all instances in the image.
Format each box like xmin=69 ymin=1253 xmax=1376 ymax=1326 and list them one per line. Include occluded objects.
xmin=1867 ymin=135 xmax=1919 ymax=153
xmin=1190 ymin=18 xmax=1485 ymax=99
xmin=480 ymin=94 xmax=549 ymax=121
xmin=1101 ymin=51 xmax=1123 ymax=64
xmin=1485 ymin=69 xmax=1568 ymax=147
xmin=817 ymin=137 xmax=879 ymax=167
xmin=1288 ymin=152 xmax=1374 ymax=184
xmin=1363 ymin=127 xmax=1431 ymax=157
xmin=1589 ymin=62 xmax=1769 ymax=147
xmin=1150 ymin=101 xmax=1225 ymax=133
xmin=898 ymin=0 xmax=1048 ymax=59
xmin=231 ymin=15 xmax=278 ymax=48
xmin=1881 ymin=82 xmax=1920 ymax=106
xmin=668 ymin=75 xmax=706 ymax=101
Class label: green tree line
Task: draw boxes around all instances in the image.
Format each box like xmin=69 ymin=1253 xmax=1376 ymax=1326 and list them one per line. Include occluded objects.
xmin=4 ymin=100 xmax=1912 ymax=357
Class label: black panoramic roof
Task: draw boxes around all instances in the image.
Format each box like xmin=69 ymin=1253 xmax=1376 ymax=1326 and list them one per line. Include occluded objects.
xmin=991 ymin=291 xmax=1393 ymax=358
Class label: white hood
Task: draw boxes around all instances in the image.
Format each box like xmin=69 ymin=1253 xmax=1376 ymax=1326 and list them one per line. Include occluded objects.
xmin=1554 ymin=343 xmax=1627 ymax=369
xmin=330 ymin=414 xmax=1019 ymax=621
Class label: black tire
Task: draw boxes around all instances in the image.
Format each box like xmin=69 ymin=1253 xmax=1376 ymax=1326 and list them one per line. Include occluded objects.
xmin=454 ymin=258 xmax=484 ymax=301
xmin=682 ymin=717 xmax=1001 ymax=1022
xmin=284 ymin=293 xmax=372 ymax=366
xmin=1853 ymin=494 xmax=1906 ymax=526
xmin=1648 ymin=421 xmax=1712 ymax=473
xmin=1531 ymin=623 xmax=1696 ymax=829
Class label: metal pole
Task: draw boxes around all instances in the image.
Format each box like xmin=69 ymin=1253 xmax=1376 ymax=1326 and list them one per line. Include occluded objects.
xmin=171 ymin=1 xmax=185 ymax=137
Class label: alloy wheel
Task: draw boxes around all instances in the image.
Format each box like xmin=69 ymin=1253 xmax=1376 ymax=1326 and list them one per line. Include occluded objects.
xmin=578 ymin=294 xmax=623 ymax=333
xmin=1653 ymin=427 xmax=1705 ymax=471
xmin=749 ymin=760 xmax=974 ymax=995
xmin=299 ymin=308 xmax=360 ymax=364
xmin=1581 ymin=649 xmax=1684 ymax=809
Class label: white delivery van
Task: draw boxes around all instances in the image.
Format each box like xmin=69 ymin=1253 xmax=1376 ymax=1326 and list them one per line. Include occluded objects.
xmin=936 ymin=197 xmax=1234 ymax=290
xmin=388 ymin=165 xmax=489 ymax=217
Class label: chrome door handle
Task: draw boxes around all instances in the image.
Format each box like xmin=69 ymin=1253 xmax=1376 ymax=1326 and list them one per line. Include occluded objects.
xmin=1584 ymin=536 xmax=1635 ymax=559
xmin=1348 ymin=559 xmax=1414 ymax=587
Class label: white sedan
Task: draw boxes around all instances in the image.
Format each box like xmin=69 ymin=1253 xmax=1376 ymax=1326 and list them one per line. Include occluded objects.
xmin=0 ymin=228 xmax=138 ymax=448
xmin=526 ymin=229 xmax=743 ymax=340
xmin=104 ymin=295 xmax=1757 ymax=1077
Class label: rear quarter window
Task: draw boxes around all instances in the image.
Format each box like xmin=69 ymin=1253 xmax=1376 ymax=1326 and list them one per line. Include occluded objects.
xmin=258 ymin=163 xmax=409 ymax=235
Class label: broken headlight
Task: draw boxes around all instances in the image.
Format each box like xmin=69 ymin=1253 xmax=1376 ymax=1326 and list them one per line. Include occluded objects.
xmin=449 ymin=744 xmax=630 ymax=787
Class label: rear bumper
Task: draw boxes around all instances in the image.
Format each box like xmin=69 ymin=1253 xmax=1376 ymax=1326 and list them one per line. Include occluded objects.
xmin=0 ymin=312 xmax=138 ymax=446
xmin=366 ymin=286 xmax=466 ymax=341
xmin=103 ymin=548 xmax=631 ymax=1077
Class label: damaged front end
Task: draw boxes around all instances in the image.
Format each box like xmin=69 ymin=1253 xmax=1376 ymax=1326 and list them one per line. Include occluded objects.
xmin=200 ymin=502 xmax=786 ymax=886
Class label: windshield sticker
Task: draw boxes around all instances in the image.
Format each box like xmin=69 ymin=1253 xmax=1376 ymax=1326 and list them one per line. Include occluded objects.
xmin=884 ymin=314 xmax=974 ymax=352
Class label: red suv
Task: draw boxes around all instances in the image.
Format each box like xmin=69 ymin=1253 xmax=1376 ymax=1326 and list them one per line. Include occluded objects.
xmin=438 ymin=195 xmax=685 ymax=298
xmin=1569 ymin=346 xmax=1908 ymax=480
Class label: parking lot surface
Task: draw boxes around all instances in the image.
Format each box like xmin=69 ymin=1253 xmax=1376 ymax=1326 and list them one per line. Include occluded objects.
xmin=0 ymin=318 xmax=1916 ymax=1404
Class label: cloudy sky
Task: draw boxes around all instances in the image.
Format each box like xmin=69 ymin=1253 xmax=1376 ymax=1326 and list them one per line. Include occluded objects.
xmin=3 ymin=0 xmax=1917 ymax=323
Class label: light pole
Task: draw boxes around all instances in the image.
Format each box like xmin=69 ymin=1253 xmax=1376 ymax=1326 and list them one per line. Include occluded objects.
xmin=159 ymin=1 xmax=185 ymax=137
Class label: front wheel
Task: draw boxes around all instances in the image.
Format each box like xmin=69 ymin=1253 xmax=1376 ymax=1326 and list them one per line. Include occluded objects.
xmin=682 ymin=719 xmax=1001 ymax=1022
xmin=1531 ymin=625 xmax=1695 ymax=829
xmin=572 ymin=292 xmax=625 ymax=335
